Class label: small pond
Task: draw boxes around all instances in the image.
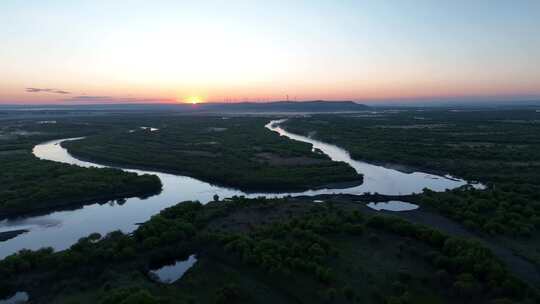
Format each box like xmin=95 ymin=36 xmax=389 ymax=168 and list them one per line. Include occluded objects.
xmin=366 ymin=201 xmax=419 ymax=211
xmin=149 ymin=255 xmax=197 ymax=284
xmin=0 ymin=292 xmax=29 ymax=304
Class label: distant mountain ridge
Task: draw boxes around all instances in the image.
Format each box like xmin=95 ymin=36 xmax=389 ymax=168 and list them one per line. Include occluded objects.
xmin=199 ymin=100 xmax=370 ymax=112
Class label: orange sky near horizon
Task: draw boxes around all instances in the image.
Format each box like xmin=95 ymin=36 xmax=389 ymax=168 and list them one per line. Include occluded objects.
xmin=1 ymin=1 xmax=539 ymax=104
xmin=2 ymin=80 xmax=539 ymax=105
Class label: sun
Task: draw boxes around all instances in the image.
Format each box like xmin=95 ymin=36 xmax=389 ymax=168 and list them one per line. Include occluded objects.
xmin=186 ymin=96 xmax=203 ymax=105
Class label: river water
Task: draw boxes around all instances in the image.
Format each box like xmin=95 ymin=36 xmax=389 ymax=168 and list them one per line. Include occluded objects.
xmin=0 ymin=120 xmax=478 ymax=258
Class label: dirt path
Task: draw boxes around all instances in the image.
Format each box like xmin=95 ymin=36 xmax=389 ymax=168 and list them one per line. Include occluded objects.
xmin=306 ymin=194 xmax=540 ymax=288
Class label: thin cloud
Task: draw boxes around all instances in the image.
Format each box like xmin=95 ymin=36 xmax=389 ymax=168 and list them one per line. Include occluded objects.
xmin=53 ymin=90 xmax=70 ymax=94
xmin=25 ymin=88 xmax=71 ymax=94
xmin=67 ymin=96 xmax=175 ymax=103
xmin=26 ymin=89 xmax=174 ymax=103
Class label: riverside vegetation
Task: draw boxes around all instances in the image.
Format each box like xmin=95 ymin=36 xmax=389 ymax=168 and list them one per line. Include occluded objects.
xmin=0 ymin=152 xmax=161 ymax=216
xmin=282 ymin=110 xmax=540 ymax=236
xmin=282 ymin=109 xmax=540 ymax=267
xmin=1 ymin=196 xmax=536 ymax=304
xmin=0 ymin=119 xmax=161 ymax=217
xmin=62 ymin=116 xmax=361 ymax=191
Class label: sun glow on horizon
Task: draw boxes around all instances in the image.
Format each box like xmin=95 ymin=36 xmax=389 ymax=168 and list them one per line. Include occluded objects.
xmin=1 ymin=1 xmax=539 ymax=104
xmin=185 ymin=96 xmax=203 ymax=105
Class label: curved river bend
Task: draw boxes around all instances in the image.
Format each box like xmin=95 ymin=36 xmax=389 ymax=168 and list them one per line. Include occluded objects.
xmin=0 ymin=120 xmax=479 ymax=258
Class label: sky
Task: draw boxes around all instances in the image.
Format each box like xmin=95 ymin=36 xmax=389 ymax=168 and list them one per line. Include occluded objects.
xmin=1 ymin=0 xmax=539 ymax=104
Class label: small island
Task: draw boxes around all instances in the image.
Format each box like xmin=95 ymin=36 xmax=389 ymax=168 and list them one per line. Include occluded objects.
xmin=63 ymin=116 xmax=362 ymax=192
xmin=0 ymin=152 xmax=162 ymax=217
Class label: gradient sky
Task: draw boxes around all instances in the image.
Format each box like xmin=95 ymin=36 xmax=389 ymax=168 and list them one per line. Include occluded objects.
xmin=1 ymin=0 xmax=539 ymax=104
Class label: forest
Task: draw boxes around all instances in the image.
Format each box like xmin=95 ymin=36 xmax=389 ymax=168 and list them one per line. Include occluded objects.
xmin=283 ymin=111 xmax=540 ymax=228
xmin=62 ymin=116 xmax=361 ymax=191
xmin=283 ymin=109 xmax=540 ymax=267
xmin=1 ymin=196 xmax=535 ymax=304
xmin=2 ymin=109 xmax=540 ymax=303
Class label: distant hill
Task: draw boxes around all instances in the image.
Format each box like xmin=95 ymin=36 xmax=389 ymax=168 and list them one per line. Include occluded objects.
xmin=198 ymin=100 xmax=370 ymax=112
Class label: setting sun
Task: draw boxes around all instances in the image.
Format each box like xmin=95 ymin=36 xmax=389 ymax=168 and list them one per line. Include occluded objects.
xmin=185 ymin=96 xmax=203 ymax=105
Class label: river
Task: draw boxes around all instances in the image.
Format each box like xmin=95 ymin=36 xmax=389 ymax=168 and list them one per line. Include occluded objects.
xmin=0 ymin=120 xmax=479 ymax=258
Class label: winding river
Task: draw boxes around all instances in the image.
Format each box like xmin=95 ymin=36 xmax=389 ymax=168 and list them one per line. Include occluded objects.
xmin=0 ymin=120 xmax=480 ymax=259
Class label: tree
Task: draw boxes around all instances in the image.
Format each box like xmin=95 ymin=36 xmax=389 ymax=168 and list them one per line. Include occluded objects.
xmin=215 ymin=284 xmax=242 ymax=304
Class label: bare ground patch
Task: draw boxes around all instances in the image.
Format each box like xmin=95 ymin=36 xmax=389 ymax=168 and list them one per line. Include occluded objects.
xmin=254 ymin=152 xmax=325 ymax=166
xmin=176 ymin=150 xmax=219 ymax=157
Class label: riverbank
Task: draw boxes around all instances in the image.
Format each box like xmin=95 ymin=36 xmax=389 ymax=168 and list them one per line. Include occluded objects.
xmin=0 ymin=152 xmax=162 ymax=218
xmin=0 ymin=191 xmax=157 ymax=219
xmin=61 ymin=117 xmax=363 ymax=192
xmin=0 ymin=229 xmax=28 ymax=242
xmin=59 ymin=145 xmax=364 ymax=194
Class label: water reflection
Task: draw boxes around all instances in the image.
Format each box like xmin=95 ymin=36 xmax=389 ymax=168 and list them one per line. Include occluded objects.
xmin=149 ymin=255 xmax=197 ymax=284
xmin=0 ymin=120 xmax=480 ymax=258
xmin=0 ymin=292 xmax=29 ymax=304
xmin=0 ymin=218 xmax=61 ymax=233
xmin=140 ymin=126 xmax=159 ymax=132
